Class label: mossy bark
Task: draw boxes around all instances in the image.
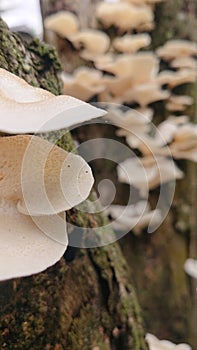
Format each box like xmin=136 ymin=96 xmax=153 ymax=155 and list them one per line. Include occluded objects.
xmin=0 ymin=18 xmax=148 ymax=350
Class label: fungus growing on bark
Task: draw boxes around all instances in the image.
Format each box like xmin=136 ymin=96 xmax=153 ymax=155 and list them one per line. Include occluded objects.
xmin=62 ymin=67 xmax=105 ymax=101
xmin=44 ymin=11 xmax=79 ymax=38
xmin=184 ymin=258 xmax=197 ymax=279
xmin=0 ymin=135 xmax=95 ymax=280
xmin=146 ymin=333 xmax=192 ymax=350
xmin=117 ymin=156 xmax=183 ymax=196
xmin=113 ymin=33 xmax=151 ymax=53
xmin=0 ymin=68 xmax=106 ymax=133
xmin=166 ymin=95 xmax=193 ymax=112
xmin=68 ymin=29 xmax=110 ymax=55
xmin=157 ymin=40 xmax=197 ymax=61
xmin=95 ymin=1 xmax=154 ymax=32
xmin=105 ymin=201 xmax=161 ymax=233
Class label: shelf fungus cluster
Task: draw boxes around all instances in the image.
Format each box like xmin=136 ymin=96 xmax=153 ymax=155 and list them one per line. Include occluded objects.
xmin=0 ymin=69 xmax=106 ymax=281
xmin=43 ymin=2 xmax=197 ymax=239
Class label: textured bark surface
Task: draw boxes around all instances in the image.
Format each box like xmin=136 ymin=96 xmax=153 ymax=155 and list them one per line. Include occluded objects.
xmin=0 ymin=18 xmax=148 ymax=350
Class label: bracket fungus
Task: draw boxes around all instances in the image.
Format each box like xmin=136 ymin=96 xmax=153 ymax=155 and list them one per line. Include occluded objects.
xmin=113 ymin=33 xmax=151 ymax=53
xmin=105 ymin=201 xmax=161 ymax=234
xmin=117 ymin=156 xmax=183 ymax=196
xmin=95 ymin=1 xmax=154 ymax=32
xmin=62 ymin=67 xmax=105 ymax=101
xmin=146 ymin=333 xmax=192 ymax=350
xmin=184 ymin=258 xmax=197 ymax=279
xmin=0 ymin=68 xmax=106 ymax=134
xmin=68 ymin=29 xmax=110 ymax=56
xmin=0 ymin=135 xmax=95 ymax=281
xmin=44 ymin=11 xmax=79 ymax=38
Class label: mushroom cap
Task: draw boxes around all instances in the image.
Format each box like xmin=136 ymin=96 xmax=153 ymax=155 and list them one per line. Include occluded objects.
xmin=0 ymin=198 xmax=67 ymax=281
xmin=184 ymin=258 xmax=197 ymax=279
xmin=166 ymin=95 xmax=193 ymax=112
xmin=157 ymin=69 xmax=197 ymax=88
xmin=105 ymin=201 xmax=162 ymax=233
xmin=62 ymin=68 xmax=105 ymax=101
xmin=97 ymin=52 xmax=159 ymax=82
xmin=0 ymin=68 xmax=106 ymax=134
xmin=95 ymin=2 xmax=153 ymax=32
xmin=105 ymin=107 xmax=152 ymax=137
xmin=68 ymin=29 xmax=110 ymax=55
xmin=0 ymin=68 xmax=53 ymax=102
xmin=113 ymin=33 xmax=151 ymax=53
xmin=170 ymin=56 xmax=197 ymax=70
xmin=121 ymin=82 xmax=170 ymax=106
xmin=44 ymin=11 xmax=79 ymax=38
xmin=157 ymin=39 xmax=197 ymax=60
xmin=118 ymin=156 xmax=183 ymax=195
xmin=0 ymin=135 xmax=94 ymax=216
xmin=102 ymin=75 xmax=132 ymax=97
xmin=146 ymin=333 xmax=192 ymax=350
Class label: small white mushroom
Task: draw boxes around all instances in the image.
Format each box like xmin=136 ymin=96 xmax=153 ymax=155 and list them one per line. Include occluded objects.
xmin=166 ymin=95 xmax=193 ymax=112
xmin=170 ymin=56 xmax=197 ymax=70
xmin=113 ymin=33 xmax=151 ymax=53
xmin=157 ymin=39 xmax=197 ymax=61
xmin=68 ymin=29 xmax=110 ymax=55
xmin=44 ymin=11 xmax=79 ymax=38
xmin=0 ymin=68 xmax=106 ymax=134
xmin=105 ymin=107 xmax=152 ymax=138
xmin=95 ymin=2 xmax=154 ymax=32
xmin=157 ymin=69 xmax=197 ymax=88
xmin=96 ymin=52 xmax=159 ymax=82
xmin=121 ymin=82 xmax=170 ymax=107
xmin=146 ymin=333 xmax=192 ymax=350
xmin=184 ymin=258 xmax=197 ymax=279
xmin=117 ymin=156 xmax=183 ymax=196
xmin=62 ymin=68 xmax=105 ymax=101
xmin=105 ymin=201 xmax=162 ymax=234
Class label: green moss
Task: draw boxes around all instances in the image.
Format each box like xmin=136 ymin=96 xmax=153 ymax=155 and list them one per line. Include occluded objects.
xmin=0 ymin=18 xmax=62 ymax=95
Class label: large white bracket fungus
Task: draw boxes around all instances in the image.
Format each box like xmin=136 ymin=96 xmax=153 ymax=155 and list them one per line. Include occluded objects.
xmin=0 ymin=68 xmax=106 ymax=134
xmin=0 ymin=135 xmax=94 ymax=280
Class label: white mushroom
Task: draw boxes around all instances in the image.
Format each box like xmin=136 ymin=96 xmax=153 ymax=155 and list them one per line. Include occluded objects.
xmin=121 ymin=82 xmax=170 ymax=107
xmin=146 ymin=333 xmax=192 ymax=350
xmin=157 ymin=39 xmax=197 ymax=61
xmin=113 ymin=33 xmax=151 ymax=53
xmin=0 ymin=68 xmax=106 ymax=134
xmin=95 ymin=2 xmax=154 ymax=32
xmin=166 ymin=95 xmax=193 ymax=112
xmin=170 ymin=56 xmax=197 ymax=70
xmin=68 ymin=29 xmax=110 ymax=55
xmin=184 ymin=258 xmax=197 ymax=279
xmin=157 ymin=69 xmax=197 ymax=88
xmin=0 ymin=135 xmax=94 ymax=217
xmin=105 ymin=201 xmax=162 ymax=234
xmin=96 ymin=52 xmax=159 ymax=82
xmin=117 ymin=156 xmax=183 ymax=196
xmin=0 ymin=199 xmax=67 ymax=281
xmin=62 ymin=68 xmax=105 ymax=101
xmin=44 ymin=11 xmax=79 ymax=38
xmin=105 ymin=107 xmax=152 ymax=138
xmin=0 ymin=135 xmax=95 ymax=280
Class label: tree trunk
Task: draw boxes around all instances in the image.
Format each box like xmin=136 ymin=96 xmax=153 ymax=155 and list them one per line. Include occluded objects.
xmin=0 ymin=18 xmax=148 ymax=350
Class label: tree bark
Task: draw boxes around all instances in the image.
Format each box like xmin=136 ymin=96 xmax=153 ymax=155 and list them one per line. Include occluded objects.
xmin=0 ymin=18 xmax=148 ymax=350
